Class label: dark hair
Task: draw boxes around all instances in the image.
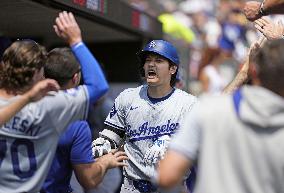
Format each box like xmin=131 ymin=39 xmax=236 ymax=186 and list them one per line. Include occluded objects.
xmin=255 ymin=39 xmax=284 ymax=95
xmin=45 ymin=47 xmax=80 ymax=87
xmin=0 ymin=40 xmax=46 ymax=92
xmin=169 ymin=61 xmax=178 ymax=87
xmin=139 ymin=52 xmax=178 ymax=87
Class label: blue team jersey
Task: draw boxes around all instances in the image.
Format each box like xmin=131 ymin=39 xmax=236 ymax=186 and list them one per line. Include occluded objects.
xmin=42 ymin=121 xmax=94 ymax=193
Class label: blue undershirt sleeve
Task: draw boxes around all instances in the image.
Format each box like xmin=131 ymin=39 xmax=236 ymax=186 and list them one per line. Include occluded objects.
xmin=71 ymin=42 xmax=109 ymax=104
xmin=71 ymin=121 xmax=95 ymax=164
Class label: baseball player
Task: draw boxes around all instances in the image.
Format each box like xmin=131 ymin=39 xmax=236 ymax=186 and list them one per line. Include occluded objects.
xmin=0 ymin=79 xmax=59 ymax=126
xmin=92 ymin=40 xmax=197 ymax=193
xmin=42 ymin=46 xmax=127 ymax=193
xmin=0 ymin=11 xmax=108 ymax=192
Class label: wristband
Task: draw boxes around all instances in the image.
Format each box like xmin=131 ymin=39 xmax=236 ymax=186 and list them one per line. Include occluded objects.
xmin=259 ymin=1 xmax=267 ymax=16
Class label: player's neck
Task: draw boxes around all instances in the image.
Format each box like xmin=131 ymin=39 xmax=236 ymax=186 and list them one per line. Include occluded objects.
xmin=0 ymin=89 xmax=16 ymax=99
xmin=147 ymin=84 xmax=173 ymax=98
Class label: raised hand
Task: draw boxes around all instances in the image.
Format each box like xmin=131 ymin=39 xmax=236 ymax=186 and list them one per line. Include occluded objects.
xmin=255 ymin=18 xmax=284 ymax=40
xmin=250 ymin=36 xmax=266 ymax=59
xmin=54 ymin=11 xmax=82 ymax=46
xmin=222 ymin=36 xmax=266 ymax=94
xmin=243 ymin=1 xmax=262 ymax=22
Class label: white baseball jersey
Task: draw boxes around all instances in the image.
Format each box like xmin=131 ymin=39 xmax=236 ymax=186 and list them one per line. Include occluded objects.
xmin=0 ymin=86 xmax=89 ymax=193
xmin=104 ymin=85 xmax=196 ymax=180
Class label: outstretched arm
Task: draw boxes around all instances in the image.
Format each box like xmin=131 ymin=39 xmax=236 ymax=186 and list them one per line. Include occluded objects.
xmin=54 ymin=11 xmax=109 ymax=103
xmin=255 ymin=18 xmax=284 ymax=40
xmin=222 ymin=36 xmax=266 ymax=94
xmin=0 ymin=79 xmax=59 ymax=126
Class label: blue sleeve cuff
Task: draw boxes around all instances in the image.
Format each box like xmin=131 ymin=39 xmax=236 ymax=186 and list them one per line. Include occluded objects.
xmin=71 ymin=41 xmax=84 ymax=49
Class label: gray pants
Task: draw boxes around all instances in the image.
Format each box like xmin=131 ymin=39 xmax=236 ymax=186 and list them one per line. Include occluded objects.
xmin=120 ymin=177 xmax=185 ymax=193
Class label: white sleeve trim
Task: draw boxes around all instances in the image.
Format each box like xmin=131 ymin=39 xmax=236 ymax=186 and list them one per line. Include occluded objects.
xmin=99 ymin=129 xmax=123 ymax=147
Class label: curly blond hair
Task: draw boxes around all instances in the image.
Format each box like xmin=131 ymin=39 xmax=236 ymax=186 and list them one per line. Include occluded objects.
xmin=0 ymin=40 xmax=47 ymax=93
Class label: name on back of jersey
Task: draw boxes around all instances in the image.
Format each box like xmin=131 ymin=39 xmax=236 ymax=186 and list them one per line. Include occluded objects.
xmin=2 ymin=116 xmax=41 ymax=136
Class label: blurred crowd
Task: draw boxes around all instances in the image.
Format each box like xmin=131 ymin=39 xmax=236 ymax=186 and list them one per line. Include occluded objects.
xmin=124 ymin=0 xmax=283 ymax=95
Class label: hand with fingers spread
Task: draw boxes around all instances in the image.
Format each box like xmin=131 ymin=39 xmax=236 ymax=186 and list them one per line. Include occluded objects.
xmin=54 ymin=11 xmax=82 ymax=46
xmin=255 ymin=18 xmax=284 ymax=40
xmin=25 ymin=79 xmax=60 ymax=102
xmin=96 ymin=150 xmax=128 ymax=169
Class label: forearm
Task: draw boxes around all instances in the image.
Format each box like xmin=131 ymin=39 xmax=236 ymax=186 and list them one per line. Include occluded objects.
xmin=263 ymin=0 xmax=284 ymax=14
xmin=89 ymin=159 xmax=109 ymax=188
xmin=223 ymin=36 xmax=266 ymax=94
xmin=71 ymin=42 xmax=109 ymax=103
xmin=222 ymin=68 xmax=248 ymax=94
xmin=0 ymin=95 xmax=30 ymax=126
xmin=74 ymin=161 xmax=109 ymax=190
xmin=158 ymin=151 xmax=191 ymax=189
xmin=84 ymin=150 xmax=127 ymax=189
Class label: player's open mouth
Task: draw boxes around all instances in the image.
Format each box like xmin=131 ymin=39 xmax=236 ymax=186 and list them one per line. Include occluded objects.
xmin=147 ymin=69 xmax=157 ymax=78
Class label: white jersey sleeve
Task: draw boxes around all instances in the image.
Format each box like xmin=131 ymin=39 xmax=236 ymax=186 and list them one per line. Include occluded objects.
xmin=37 ymin=85 xmax=89 ymax=134
xmin=104 ymin=88 xmax=134 ymax=131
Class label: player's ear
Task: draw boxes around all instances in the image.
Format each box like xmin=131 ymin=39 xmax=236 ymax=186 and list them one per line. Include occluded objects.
xmin=169 ymin=65 xmax=177 ymax=75
xmin=72 ymin=72 xmax=81 ymax=86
